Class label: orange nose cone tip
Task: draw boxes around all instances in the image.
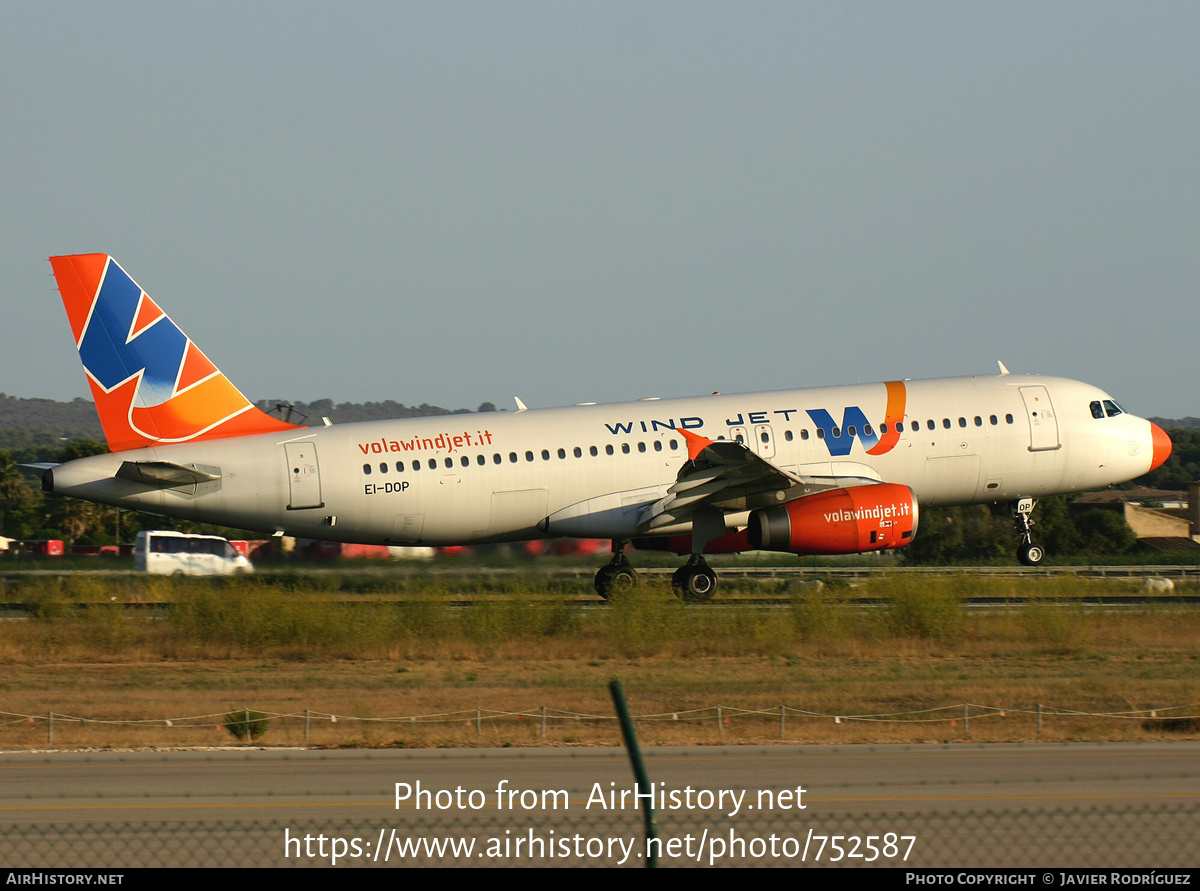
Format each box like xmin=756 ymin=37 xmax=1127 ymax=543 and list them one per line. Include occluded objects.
xmin=1150 ymin=423 xmax=1172 ymax=472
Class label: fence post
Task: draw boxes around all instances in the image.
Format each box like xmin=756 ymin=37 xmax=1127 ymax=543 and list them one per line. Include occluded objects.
xmin=48 ymin=711 xmax=53 ymax=746
xmin=609 ymin=681 xmax=658 ymax=868
xmin=305 ymin=709 xmax=310 ymax=745
xmin=717 ymin=705 xmax=722 ymax=737
xmin=780 ymin=705 xmax=785 ymax=740
xmin=476 ymin=707 xmax=482 ymax=736
xmin=541 ymin=706 xmax=547 ymax=738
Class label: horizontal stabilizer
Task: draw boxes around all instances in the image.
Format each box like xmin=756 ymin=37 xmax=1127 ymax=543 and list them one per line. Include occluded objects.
xmin=116 ymin=461 xmax=221 ymax=487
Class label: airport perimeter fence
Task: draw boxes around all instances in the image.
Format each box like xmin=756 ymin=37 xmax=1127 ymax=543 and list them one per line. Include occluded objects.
xmin=2 ymin=801 xmax=1197 ymax=867
xmin=2 ymin=701 xmax=1199 ymax=747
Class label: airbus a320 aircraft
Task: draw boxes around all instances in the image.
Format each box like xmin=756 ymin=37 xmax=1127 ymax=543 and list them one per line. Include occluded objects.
xmin=39 ymin=255 xmax=1172 ymax=599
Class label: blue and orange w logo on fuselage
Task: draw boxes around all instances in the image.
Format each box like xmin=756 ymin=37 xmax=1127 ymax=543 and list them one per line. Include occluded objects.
xmin=806 ymin=380 xmax=907 ymax=457
xmin=50 ymin=254 xmax=300 ymax=452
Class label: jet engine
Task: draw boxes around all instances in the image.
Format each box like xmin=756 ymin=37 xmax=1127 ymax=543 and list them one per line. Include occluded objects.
xmin=747 ymin=483 xmax=918 ymax=555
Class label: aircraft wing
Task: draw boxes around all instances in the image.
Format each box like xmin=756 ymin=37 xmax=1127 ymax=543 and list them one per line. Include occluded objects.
xmin=638 ymin=430 xmax=878 ymax=533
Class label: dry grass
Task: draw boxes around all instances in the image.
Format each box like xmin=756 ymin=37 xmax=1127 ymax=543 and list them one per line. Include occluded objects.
xmin=0 ymin=573 xmax=1196 ymax=748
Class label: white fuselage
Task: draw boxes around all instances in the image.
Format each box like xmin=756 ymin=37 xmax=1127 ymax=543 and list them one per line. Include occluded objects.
xmin=48 ymin=373 xmax=1160 ymax=547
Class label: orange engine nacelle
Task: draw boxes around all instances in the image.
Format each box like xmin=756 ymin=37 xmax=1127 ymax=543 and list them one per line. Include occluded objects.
xmin=748 ymin=484 xmax=919 ymax=555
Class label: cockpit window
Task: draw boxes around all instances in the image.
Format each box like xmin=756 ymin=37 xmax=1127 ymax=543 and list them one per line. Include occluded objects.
xmin=1090 ymin=401 xmax=1105 ymax=419
xmin=1103 ymin=400 xmax=1123 ymax=417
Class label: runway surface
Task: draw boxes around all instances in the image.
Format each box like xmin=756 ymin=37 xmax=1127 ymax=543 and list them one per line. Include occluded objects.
xmin=1 ymin=742 xmax=1197 ymax=867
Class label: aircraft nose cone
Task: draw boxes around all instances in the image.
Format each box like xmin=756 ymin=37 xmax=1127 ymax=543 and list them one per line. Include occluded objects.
xmin=1149 ymin=422 xmax=1172 ymax=472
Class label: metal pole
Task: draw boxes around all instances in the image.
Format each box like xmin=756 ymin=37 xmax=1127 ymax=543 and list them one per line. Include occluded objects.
xmin=609 ymin=681 xmax=657 ymax=868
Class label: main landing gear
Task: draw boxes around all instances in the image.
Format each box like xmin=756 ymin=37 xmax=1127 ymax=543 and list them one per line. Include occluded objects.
xmin=594 ymin=543 xmax=638 ymax=600
xmin=592 ymin=542 xmax=719 ymax=602
xmin=1013 ymin=497 xmax=1045 ymax=566
xmin=672 ymin=555 xmax=717 ymax=602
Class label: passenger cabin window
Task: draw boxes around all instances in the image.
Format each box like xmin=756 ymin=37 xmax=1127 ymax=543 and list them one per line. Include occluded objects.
xmin=363 ymin=464 xmax=372 ymax=475
xmin=654 ymin=440 xmax=663 ymax=451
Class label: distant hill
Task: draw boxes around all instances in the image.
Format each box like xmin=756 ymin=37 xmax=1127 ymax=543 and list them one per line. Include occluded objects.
xmin=0 ymin=393 xmax=105 ymax=451
xmin=252 ymin=398 xmax=498 ymax=426
xmin=0 ymin=394 xmax=495 ymax=455
xmin=1150 ymin=417 xmax=1200 ymax=430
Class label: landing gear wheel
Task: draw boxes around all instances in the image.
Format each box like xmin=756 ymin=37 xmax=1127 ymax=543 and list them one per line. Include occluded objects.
xmin=1017 ymin=542 xmax=1045 ymax=566
xmin=594 ymin=563 xmax=638 ymax=600
xmin=1012 ymin=497 xmax=1045 ymax=567
xmin=671 ymin=559 xmax=718 ymax=602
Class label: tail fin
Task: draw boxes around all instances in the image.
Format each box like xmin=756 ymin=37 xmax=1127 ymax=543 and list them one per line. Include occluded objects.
xmin=49 ymin=254 xmax=303 ymax=452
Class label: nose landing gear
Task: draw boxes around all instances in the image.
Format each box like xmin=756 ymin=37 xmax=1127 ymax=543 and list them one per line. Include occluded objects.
xmin=1013 ymin=497 xmax=1045 ymax=566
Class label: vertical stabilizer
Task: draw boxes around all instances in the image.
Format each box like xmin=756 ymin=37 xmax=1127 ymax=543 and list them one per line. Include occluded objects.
xmin=49 ymin=254 xmax=303 ymax=451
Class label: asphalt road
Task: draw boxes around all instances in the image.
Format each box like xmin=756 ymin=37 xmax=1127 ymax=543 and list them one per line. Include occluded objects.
xmin=1 ymin=742 xmax=1197 ymax=867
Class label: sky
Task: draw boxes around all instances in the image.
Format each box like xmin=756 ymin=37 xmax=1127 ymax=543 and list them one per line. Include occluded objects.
xmin=1 ymin=2 xmax=1196 ymax=418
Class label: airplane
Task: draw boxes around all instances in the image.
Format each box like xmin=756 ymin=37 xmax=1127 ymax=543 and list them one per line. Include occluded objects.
xmin=38 ymin=254 xmax=1172 ymax=600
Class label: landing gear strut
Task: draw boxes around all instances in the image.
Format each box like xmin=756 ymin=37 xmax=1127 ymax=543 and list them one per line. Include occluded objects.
xmin=594 ymin=542 xmax=638 ymax=599
xmin=672 ymin=554 xmax=718 ymax=602
xmin=1013 ymin=497 xmax=1045 ymax=566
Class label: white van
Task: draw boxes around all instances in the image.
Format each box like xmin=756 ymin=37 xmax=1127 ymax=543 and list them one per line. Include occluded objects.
xmin=134 ymin=530 xmax=254 ymax=576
